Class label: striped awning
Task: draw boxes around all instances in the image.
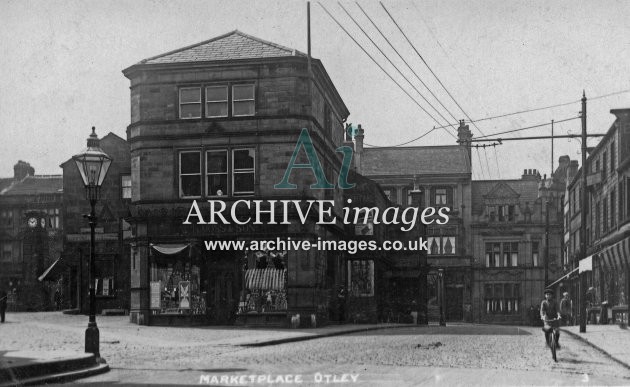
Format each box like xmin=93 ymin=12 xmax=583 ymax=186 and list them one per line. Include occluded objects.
xmin=599 ymin=237 xmax=630 ymax=272
xmin=245 ymin=268 xmax=286 ymax=291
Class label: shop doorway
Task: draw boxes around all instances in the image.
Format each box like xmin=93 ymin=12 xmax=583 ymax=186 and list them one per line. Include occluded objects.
xmin=446 ymin=285 xmax=464 ymax=321
xmin=205 ymin=254 xmax=240 ymax=325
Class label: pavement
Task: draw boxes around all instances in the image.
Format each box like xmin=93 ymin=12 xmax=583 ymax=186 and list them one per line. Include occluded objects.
xmin=2 ymin=312 xmax=630 ymax=385
xmin=561 ymin=323 xmax=630 ymax=370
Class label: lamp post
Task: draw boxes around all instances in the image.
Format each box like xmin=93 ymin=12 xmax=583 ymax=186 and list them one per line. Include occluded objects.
xmin=72 ymin=127 xmax=112 ymax=357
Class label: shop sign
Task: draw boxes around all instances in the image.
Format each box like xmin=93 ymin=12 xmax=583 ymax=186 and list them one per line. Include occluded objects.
xmin=587 ymin=171 xmax=602 ymax=186
xmin=66 ymin=233 xmax=118 ymax=242
xmin=579 ymin=255 xmax=593 ymax=273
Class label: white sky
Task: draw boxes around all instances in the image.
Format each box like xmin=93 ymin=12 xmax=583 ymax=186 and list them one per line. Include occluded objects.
xmin=1 ymin=0 xmax=629 ymax=180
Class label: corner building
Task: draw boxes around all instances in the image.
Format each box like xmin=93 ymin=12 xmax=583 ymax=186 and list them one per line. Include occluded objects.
xmin=123 ymin=31 xmax=350 ymax=326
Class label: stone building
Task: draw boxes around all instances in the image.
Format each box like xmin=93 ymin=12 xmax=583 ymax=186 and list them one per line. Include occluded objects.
xmin=122 ymin=31 xmax=352 ymax=326
xmin=558 ymin=108 xmax=630 ymax=325
xmin=60 ymin=132 xmax=131 ymax=314
xmin=0 ymin=161 xmax=63 ymax=310
xmin=359 ymin=122 xmax=473 ymax=323
xmin=470 ymin=163 xmax=566 ymax=325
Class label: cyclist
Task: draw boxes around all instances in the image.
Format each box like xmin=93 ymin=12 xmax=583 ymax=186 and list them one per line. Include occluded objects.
xmin=540 ymin=288 xmax=562 ymax=348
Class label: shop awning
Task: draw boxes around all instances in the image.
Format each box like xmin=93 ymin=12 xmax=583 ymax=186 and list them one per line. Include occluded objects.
xmin=600 ymin=237 xmax=630 ymax=272
xmin=579 ymin=255 xmax=593 ymax=273
xmin=150 ymin=243 xmax=190 ymax=255
xmin=548 ymin=267 xmax=579 ymax=288
xmin=245 ymin=268 xmax=286 ymax=291
xmin=38 ymin=258 xmax=61 ymax=282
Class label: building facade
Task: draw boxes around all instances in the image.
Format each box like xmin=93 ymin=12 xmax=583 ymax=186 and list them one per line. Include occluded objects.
xmin=359 ymin=122 xmax=473 ymax=323
xmin=558 ymin=108 xmax=630 ymax=325
xmin=123 ymin=31 xmax=352 ymax=326
xmin=60 ymin=132 xmax=132 ymax=314
xmin=470 ymin=164 xmax=565 ymax=325
xmin=0 ymin=161 xmax=63 ymax=310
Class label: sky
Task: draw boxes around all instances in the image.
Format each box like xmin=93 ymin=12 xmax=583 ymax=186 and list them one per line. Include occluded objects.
xmin=1 ymin=0 xmax=629 ymax=180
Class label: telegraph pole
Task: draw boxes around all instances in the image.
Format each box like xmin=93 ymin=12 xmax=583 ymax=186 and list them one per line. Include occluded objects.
xmin=579 ymin=92 xmax=588 ymax=333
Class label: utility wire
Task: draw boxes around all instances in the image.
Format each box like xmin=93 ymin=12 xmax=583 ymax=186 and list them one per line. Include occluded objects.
xmin=364 ymin=127 xmax=438 ymax=147
xmin=318 ymin=2 xmax=456 ymax=139
xmin=462 ymin=89 xmax=630 ymax=124
xmin=355 ymin=2 xmax=459 ymax=123
xmin=474 ymin=116 xmax=579 ymax=139
xmin=380 ymin=2 xmax=486 ymax=137
xmin=336 ymin=2 xmax=457 ymax=137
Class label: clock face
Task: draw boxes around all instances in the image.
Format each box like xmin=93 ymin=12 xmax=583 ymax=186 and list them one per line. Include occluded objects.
xmin=28 ymin=217 xmax=37 ymax=228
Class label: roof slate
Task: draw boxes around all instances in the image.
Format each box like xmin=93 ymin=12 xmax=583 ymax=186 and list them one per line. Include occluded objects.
xmin=361 ymin=146 xmax=471 ymax=176
xmin=1 ymin=175 xmax=63 ymax=196
xmin=141 ymin=30 xmax=305 ymax=65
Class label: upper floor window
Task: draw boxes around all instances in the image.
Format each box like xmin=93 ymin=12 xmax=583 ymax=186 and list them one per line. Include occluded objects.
xmin=1 ymin=242 xmax=12 ymax=263
xmin=485 ymin=242 xmax=518 ymax=267
xmin=121 ymin=175 xmax=132 ymax=199
xmin=180 ymin=148 xmax=256 ymax=198
xmin=432 ymin=187 xmax=452 ymax=206
xmin=206 ymin=150 xmax=228 ymax=196
xmin=611 ymin=141 xmax=615 ymax=175
xmin=206 ymin=86 xmax=228 ymax=118
xmin=179 ymin=87 xmax=202 ymax=119
xmin=46 ymin=208 xmax=60 ymax=229
xmin=611 ymin=190 xmax=616 ymax=228
xmin=427 ymin=226 xmax=457 ymax=256
xmin=382 ymin=188 xmax=393 ymax=202
xmin=232 ymin=84 xmax=255 ymax=116
xmin=603 ymin=151 xmax=608 ymax=179
xmin=532 ymin=241 xmax=539 ymax=267
xmin=1 ymin=210 xmax=12 ymax=228
xmin=232 ymin=149 xmax=255 ymax=195
xmin=179 ymin=151 xmax=202 ymax=198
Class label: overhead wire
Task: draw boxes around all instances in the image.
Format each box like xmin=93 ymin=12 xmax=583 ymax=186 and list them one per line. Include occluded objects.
xmin=317 ymin=2 xmax=456 ymax=140
xmin=475 ymin=148 xmax=486 ymax=180
xmin=354 ymin=2 xmax=459 ymax=123
xmin=474 ymin=116 xmax=579 ymax=139
xmin=380 ymin=2 xmax=486 ymax=137
xmin=336 ymin=2 xmax=457 ymax=138
xmin=493 ymin=145 xmax=502 ymax=179
xmin=461 ymin=89 xmax=630 ymax=124
xmin=364 ymin=127 xmax=438 ymax=147
xmin=483 ymin=146 xmax=493 ymax=180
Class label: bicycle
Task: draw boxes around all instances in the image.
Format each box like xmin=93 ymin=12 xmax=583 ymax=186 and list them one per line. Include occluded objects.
xmin=543 ymin=317 xmax=561 ymax=362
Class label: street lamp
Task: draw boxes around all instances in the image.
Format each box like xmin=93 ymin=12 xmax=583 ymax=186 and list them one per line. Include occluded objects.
xmin=72 ymin=127 xmax=112 ymax=358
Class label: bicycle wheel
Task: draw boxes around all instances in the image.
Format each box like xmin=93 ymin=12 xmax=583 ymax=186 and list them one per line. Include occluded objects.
xmin=550 ymin=332 xmax=557 ymax=362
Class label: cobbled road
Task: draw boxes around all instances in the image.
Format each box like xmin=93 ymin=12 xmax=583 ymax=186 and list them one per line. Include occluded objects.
xmin=1 ymin=313 xmax=628 ymax=386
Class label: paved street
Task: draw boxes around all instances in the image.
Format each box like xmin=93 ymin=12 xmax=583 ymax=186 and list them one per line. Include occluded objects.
xmin=1 ymin=313 xmax=629 ymax=386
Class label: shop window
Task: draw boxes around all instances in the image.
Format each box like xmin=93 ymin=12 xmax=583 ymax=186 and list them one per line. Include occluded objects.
xmin=427 ymin=227 xmax=457 ymax=255
xmin=348 ymin=260 xmax=374 ymax=297
xmin=121 ymin=175 xmax=132 ymax=199
xmin=150 ymin=248 xmax=204 ymax=315
xmin=94 ymin=257 xmax=115 ymax=296
xmin=232 ymin=148 xmax=255 ymax=195
xmin=238 ymin=249 xmax=287 ymax=315
xmin=179 ymin=87 xmax=201 ymax=119
xmin=179 ymin=151 xmax=201 ymax=198
xmin=206 ymin=150 xmax=228 ymax=196
xmin=532 ymin=241 xmax=540 ymax=267
xmin=484 ymin=283 xmax=520 ymax=314
xmin=205 ymin=86 xmax=228 ymax=118
xmin=232 ymin=84 xmax=255 ymax=116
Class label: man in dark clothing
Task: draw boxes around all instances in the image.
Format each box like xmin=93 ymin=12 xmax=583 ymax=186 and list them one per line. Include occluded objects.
xmin=540 ymin=288 xmax=561 ymax=348
xmin=560 ymin=292 xmax=573 ymax=326
xmin=0 ymin=288 xmax=7 ymax=323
